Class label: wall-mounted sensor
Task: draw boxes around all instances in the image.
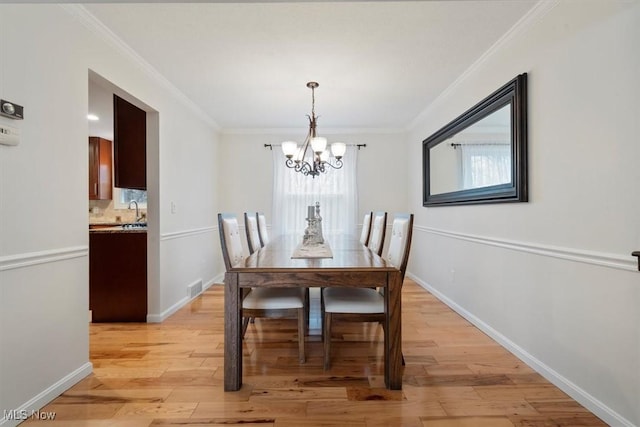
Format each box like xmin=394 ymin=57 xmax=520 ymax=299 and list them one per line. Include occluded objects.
xmin=0 ymin=123 xmax=20 ymax=146
xmin=1 ymin=99 xmax=24 ymax=120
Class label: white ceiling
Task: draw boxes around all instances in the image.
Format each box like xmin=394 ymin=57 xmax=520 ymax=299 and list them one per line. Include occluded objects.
xmin=82 ymin=1 xmax=537 ymax=131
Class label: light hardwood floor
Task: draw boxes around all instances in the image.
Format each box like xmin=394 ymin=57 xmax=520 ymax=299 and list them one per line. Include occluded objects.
xmin=24 ymin=279 xmax=606 ymax=426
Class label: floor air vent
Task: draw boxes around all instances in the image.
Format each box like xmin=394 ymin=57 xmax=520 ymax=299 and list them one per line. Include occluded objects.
xmin=188 ymin=279 xmax=203 ymax=298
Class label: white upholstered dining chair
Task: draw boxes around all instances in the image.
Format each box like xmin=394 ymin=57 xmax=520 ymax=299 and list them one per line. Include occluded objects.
xmin=367 ymin=211 xmax=387 ymax=256
xmin=322 ymin=213 xmax=414 ymax=370
xmin=244 ymin=211 xmax=263 ymax=327
xmin=218 ymin=213 xmax=307 ymax=363
xmin=359 ymin=211 xmax=373 ymax=246
xmin=257 ymin=212 xmax=269 ymax=246
xmin=244 ymin=212 xmax=262 ymax=254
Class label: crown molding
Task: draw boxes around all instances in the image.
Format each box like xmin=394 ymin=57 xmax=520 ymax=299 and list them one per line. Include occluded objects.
xmin=61 ymin=4 xmax=220 ymax=132
xmin=221 ymin=127 xmax=406 ymax=135
xmin=21 ymin=0 xmax=431 ymax=2
xmin=408 ymin=0 xmax=559 ymax=131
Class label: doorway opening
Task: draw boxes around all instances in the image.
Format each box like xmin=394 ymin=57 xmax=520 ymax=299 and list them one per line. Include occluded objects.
xmin=88 ymin=70 xmax=160 ymax=323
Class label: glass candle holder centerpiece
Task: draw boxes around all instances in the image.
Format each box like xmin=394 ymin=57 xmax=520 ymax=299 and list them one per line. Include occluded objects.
xmin=303 ymin=202 xmax=324 ymax=246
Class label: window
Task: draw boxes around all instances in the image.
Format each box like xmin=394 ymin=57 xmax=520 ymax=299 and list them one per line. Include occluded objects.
xmin=272 ymin=145 xmax=358 ymax=238
xmin=113 ymin=187 xmax=147 ymax=209
xmin=458 ymin=143 xmax=512 ymax=190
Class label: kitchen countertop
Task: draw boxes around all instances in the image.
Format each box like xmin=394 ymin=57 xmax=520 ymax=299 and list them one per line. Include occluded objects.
xmin=89 ymin=222 xmax=121 ymax=227
xmin=90 ymin=223 xmax=147 ymax=233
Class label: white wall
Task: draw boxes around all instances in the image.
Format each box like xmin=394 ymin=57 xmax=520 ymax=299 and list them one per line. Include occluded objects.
xmin=407 ymin=1 xmax=640 ymax=425
xmin=0 ymin=5 xmax=221 ymax=424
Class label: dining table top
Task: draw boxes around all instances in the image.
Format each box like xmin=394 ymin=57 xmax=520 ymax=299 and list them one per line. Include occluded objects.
xmin=232 ymin=234 xmax=398 ymax=272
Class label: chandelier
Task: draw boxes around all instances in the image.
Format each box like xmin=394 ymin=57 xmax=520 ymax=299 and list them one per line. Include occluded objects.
xmin=281 ymin=82 xmax=346 ymax=178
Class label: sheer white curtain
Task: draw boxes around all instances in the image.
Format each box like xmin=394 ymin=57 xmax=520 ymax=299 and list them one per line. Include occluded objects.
xmin=459 ymin=143 xmax=511 ymax=189
xmin=272 ymin=145 xmax=358 ymax=238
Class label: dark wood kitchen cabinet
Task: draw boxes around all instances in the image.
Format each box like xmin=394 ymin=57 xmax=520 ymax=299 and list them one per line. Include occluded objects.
xmin=88 ymin=137 xmax=112 ymax=200
xmin=114 ymin=94 xmax=147 ymax=190
xmin=89 ymin=230 xmax=147 ymax=322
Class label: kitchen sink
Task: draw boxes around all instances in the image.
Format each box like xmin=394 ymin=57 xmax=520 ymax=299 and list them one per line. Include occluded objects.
xmin=122 ymin=222 xmax=147 ymax=229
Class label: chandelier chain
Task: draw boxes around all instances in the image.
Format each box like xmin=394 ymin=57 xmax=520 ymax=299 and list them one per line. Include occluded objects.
xmin=311 ymin=85 xmax=315 ymax=118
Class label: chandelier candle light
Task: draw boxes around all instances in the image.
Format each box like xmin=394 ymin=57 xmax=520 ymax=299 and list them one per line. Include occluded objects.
xmin=281 ymin=82 xmax=347 ymax=178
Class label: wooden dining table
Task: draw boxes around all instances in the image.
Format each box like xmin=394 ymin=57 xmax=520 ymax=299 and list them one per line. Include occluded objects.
xmin=223 ymin=234 xmax=404 ymax=391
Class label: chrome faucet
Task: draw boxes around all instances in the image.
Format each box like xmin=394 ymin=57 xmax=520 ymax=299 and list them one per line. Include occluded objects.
xmin=128 ymin=200 xmax=141 ymax=222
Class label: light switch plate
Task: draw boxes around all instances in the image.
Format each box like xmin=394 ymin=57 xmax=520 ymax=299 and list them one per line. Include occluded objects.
xmin=0 ymin=123 xmax=19 ymax=146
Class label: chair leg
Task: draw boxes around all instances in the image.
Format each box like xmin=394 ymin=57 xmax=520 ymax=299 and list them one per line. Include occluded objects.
xmin=320 ymin=288 xmax=325 ymax=342
xmin=297 ymin=307 xmax=306 ymax=364
xmin=304 ymin=288 xmax=310 ymax=336
xmin=323 ymin=312 xmax=332 ymax=370
xmin=241 ymin=317 xmax=250 ymax=338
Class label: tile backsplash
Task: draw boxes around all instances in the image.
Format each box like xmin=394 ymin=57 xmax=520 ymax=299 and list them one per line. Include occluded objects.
xmin=89 ymin=199 xmax=147 ymax=224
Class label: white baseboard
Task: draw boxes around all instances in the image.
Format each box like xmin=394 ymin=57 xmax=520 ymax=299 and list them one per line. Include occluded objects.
xmin=147 ymin=296 xmax=189 ymax=323
xmin=0 ymin=362 xmax=93 ymax=427
xmin=210 ymin=273 xmax=224 ymax=286
xmin=146 ymin=277 xmax=218 ymax=323
xmin=406 ymin=272 xmax=634 ymax=427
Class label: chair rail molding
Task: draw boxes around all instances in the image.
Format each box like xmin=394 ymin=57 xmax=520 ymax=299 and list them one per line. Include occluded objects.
xmin=0 ymin=246 xmax=88 ymax=272
xmin=160 ymin=226 xmax=217 ymax=242
xmin=414 ymin=225 xmax=637 ymax=272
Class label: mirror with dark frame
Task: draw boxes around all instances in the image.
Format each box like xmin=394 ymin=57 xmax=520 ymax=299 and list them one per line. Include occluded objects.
xmin=423 ymin=73 xmax=527 ymax=206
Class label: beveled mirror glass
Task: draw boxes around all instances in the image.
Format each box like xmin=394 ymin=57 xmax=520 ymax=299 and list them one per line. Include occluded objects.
xmin=423 ymin=74 xmax=527 ymax=206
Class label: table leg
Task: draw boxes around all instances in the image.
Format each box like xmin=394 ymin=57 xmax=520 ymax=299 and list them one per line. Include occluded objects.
xmin=385 ymin=270 xmax=403 ymax=389
xmin=224 ymin=272 xmax=242 ymax=391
